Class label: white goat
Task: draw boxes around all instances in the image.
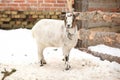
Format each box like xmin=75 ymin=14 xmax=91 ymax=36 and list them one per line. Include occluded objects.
xmin=32 ymin=12 xmax=79 ymax=70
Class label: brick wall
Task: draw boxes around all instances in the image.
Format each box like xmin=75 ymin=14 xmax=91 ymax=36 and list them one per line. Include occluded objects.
xmin=0 ymin=0 xmax=119 ymax=29
xmin=0 ymin=11 xmax=62 ymax=29
xmin=0 ymin=0 xmax=68 ymax=29
xmin=0 ymin=0 xmax=68 ymax=11
xmin=1 ymin=0 xmax=119 ymax=12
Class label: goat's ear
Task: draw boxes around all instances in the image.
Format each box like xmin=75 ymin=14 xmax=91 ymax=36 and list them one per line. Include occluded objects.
xmin=74 ymin=12 xmax=79 ymax=18
xmin=59 ymin=14 xmax=66 ymax=20
xmin=73 ymin=12 xmax=79 ymax=20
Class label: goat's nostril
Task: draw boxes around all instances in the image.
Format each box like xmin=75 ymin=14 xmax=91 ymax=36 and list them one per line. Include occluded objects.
xmin=67 ymin=25 xmax=70 ymax=28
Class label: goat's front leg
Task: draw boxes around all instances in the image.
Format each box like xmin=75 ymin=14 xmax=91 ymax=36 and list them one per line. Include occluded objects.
xmin=63 ymin=47 xmax=71 ymax=70
xmin=64 ymin=55 xmax=71 ymax=70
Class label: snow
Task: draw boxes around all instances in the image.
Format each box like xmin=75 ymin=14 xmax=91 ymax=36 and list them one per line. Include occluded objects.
xmin=0 ymin=29 xmax=38 ymax=64
xmin=0 ymin=29 xmax=120 ymax=80
xmin=89 ymin=44 xmax=120 ymax=57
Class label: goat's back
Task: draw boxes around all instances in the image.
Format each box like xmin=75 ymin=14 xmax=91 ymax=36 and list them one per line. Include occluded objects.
xmin=32 ymin=19 xmax=66 ymax=46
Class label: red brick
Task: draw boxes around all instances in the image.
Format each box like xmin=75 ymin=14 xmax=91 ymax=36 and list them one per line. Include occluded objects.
xmin=38 ymin=0 xmax=43 ymax=3
xmin=8 ymin=3 xmax=19 ymax=6
xmin=45 ymin=0 xmax=56 ymax=3
xmin=50 ymin=7 xmax=65 ymax=11
xmin=28 ymin=0 xmax=38 ymax=3
xmin=10 ymin=6 xmax=20 ymax=10
xmin=38 ymin=8 xmax=44 ymax=11
xmin=19 ymin=3 xmax=30 ymax=7
xmin=57 ymin=0 xmax=74 ymax=4
xmin=1 ymin=0 xmax=11 ymax=3
xmin=57 ymin=0 xmax=66 ymax=3
xmin=14 ymin=0 xmax=24 ymax=2
xmin=0 ymin=3 xmax=7 ymax=6
xmin=30 ymin=3 xmax=38 ymax=6
xmin=20 ymin=6 xmax=28 ymax=11
xmin=54 ymin=3 xmax=65 ymax=7
xmin=0 ymin=7 xmax=4 ymax=10
xmin=44 ymin=7 xmax=51 ymax=11
xmin=41 ymin=3 xmax=53 ymax=7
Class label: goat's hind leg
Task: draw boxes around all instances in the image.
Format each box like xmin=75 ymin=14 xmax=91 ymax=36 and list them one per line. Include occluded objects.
xmin=38 ymin=45 xmax=46 ymax=66
xmin=40 ymin=58 xmax=46 ymax=66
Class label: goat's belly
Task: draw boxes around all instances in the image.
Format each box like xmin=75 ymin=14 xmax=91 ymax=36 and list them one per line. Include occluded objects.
xmin=38 ymin=39 xmax=64 ymax=47
xmin=35 ymin=33 xmax=63 ymax=47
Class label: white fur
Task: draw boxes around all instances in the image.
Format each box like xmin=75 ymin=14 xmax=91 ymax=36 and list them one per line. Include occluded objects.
xmin=66 ymin=13 xmax=74 ymax=28
xmin=32 ymin=18 xmax=78 ymax=69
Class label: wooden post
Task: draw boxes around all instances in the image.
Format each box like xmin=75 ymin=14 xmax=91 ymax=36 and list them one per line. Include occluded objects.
xmin=67 ymin=0 xmax=73 ymax=12
xmin=74 ymin=0 xmax=89 ymax=30
xmin=74 ymin=0 xmax=82 ymax=12
xmin=74 ymin=0 xmax=89 ymax=47
xmin=74 ymin=0 xmax=82 ymax=30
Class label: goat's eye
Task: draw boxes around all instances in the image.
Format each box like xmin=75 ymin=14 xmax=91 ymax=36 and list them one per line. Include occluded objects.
xmin=68 ymin=15 xmax=71 ymax=17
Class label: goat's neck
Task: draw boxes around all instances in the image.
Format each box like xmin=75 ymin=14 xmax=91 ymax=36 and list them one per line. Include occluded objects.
xmin=66 ymin=26 xmax=77 ymax=40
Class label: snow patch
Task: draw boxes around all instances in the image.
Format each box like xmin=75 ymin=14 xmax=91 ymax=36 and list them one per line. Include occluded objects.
xmin=89 ymin=44 xmax=120 ymax=57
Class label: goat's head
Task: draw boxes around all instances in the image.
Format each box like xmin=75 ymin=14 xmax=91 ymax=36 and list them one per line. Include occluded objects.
xmin=63 ymin=12 xmax=79 ymax=29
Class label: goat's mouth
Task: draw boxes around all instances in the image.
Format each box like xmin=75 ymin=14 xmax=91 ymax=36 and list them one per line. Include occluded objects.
xmin=66 ymin=24 xmax=73 ymax=29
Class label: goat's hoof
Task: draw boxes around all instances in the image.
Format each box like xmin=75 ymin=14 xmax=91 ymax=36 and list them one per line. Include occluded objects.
xmin=43 ymin=61 xmax=46 ymax=64
xmin=42 ymin=59 xmax=47 ymax=64
xmin=40 ymin=64 xmax=44 ymax=66
xmin=39 ymin=59 xmax=46 ymax=66
xmin=65 ymin=65 xmax=71 ymax=70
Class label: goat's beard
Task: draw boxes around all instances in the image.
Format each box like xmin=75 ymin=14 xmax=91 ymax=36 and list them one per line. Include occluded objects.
xmin=66 ymin=27 xmax=76 ymax=34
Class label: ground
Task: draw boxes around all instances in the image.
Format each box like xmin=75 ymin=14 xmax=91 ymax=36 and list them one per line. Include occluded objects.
xmin=0 ymin=29 xmax=120 ymax=80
